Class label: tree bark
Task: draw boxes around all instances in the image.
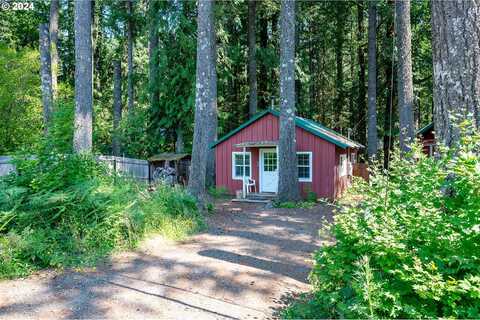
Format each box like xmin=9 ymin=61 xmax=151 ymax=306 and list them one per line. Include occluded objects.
xmin=384 ymin=16 xmax=395 ymax=169
xmin=205 ymin=5 xmax=217 ymax=188
xmin=148 ymin=0 xmax=159 ymax=112
xmin=367 ymin=0 xmax=378 ymax=160
xmin=112 ymin=60 xmax=122 ymax=156
xmin=126 ymin=0 xmax=134 ymax=113
xmin=357 ymin=1 xmax=367 ymax=146
xmin=188 ymin=0 xmax=216 ymax=202
xmin=73 ymin=0 xmax=93 ymax=153
xmin=278 ymin=0 xmax=300 ymax=202
xmin=431 ymin=0 xmax=480 ymax=147
xmin=247 ymin=0 xmax=257 ymax=118
xmin=39 ymin=23 xmax=53 ymax=135
xmin=395 ymin=0 xmax=415 ymax=154
xmin=49 ymin=0 xmax=59 ymax=100
xmin=259 ymin=15 xmax=268 ymax=109
xmin=334 ymin=4 xmax=346 ymax=129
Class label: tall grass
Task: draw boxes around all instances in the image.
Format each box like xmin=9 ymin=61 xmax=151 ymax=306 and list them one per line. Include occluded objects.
xmin=0 ymin=151 xmax=204 ymax=279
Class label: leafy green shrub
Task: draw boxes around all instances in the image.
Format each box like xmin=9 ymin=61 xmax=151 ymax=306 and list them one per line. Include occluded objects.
xmin=0 ymin=150 xmax=204 ymax=279
xmin=275 ymin=201 xmax=316 ymax=209
xmin=284 ymin=130 xmax=480 ymax=318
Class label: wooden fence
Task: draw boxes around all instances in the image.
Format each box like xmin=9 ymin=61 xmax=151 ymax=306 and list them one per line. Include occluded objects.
xmin=97 ymin=155 xmax=150 ymax=182
xmin=0 ymin=155 xmax=150 ymax=182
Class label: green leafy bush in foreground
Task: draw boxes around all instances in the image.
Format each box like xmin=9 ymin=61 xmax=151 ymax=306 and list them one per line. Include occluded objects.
xmin=0 ymin=151 xmax=204 ymax=279
xmin=284 ymin=131 xmax=480 ymax=318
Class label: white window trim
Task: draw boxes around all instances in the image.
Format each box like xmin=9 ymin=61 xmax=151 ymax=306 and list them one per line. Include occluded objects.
xmin=297 ymin=151 xmax=313 ymax=182
xmin=232 ymin=151 xmax=252 ymax=180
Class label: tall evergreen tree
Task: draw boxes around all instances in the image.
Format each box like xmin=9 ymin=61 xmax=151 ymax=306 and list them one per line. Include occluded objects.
xmin=112 ymin=60 xmax=122 ymax=156
xmin=49 ymin=0 xmax=59 ymax=99
xmin=188 ymin=0 xmax=216 ymax=201
xmin=73 ymin=0 xmax=93 ymax=153
xmin=395 ymin=0 xmax=415 ymax=154
xmin=39 ymin=23 xmax=53 ymax=134
xmin=278 ymin=0 xmax=300 ymax=202
xmin=148 ymin=0 xmax=159 ymax=112
xmin=367 ymin=0 xmax=378 ymax=160
xmin=248 ymin=0 xmax=257 ymax=118
xmin=356 ymin=1 xmax=366 ymax=145
xmin=431 ymin=0 xmax=480 ymax=147
xmin=126 ymin=0 xmax=135 ymax=113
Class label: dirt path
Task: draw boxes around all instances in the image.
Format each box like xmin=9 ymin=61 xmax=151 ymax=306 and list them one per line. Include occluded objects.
xmin=0 ymin=200 xmax=333 ymax=319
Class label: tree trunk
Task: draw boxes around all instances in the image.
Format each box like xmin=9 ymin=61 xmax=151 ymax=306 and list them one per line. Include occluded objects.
xmin=49 ymin=0 xmax=59 ymax=100
xmin=384 ymin=16 xmax=395 ymax=169
xmin=278 ymin=0 xmax=300 ymax=202
xmin=357 ymin=1 xmax=367 ymax=146
xmin=395 ymin=0 xmax=415 ymax=154
xmin=188 ymin=0 xmax=216 ymax=202
xmin=431 ymin=0 xmax=480 ymax=147
xmin=259 ymin=15 xmax=268 ymax=109
xmin=205 ymin=5 xmax=217 ymax=188
xmin=39 ymin=23 xmax=53 ymax=135
xmin=247 ymin=0 xmax=257 ymax=118
xmin=112 ymin=60 xmax=122 ymax=156
xmin=334 ymin=4 xmax=346 ymax=129
xmin=73 ymin=0 xmax=93 ymax=153
xmin=367 ymin=0 xmax=378 ymax=160
xmin=175 ymin=128 xmax=185 ymax=153
xmin=127 ymin=0 xmax=134 ymax=113
xmin=148 ymin=0 xmax=159 ymax=111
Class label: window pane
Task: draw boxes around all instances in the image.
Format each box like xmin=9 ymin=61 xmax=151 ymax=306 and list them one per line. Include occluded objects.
xmin=263 ymin=152 xmax=277 ymax=171
xmin=297 ymin=154 xmax=309 ymax=166
xmin=298 ymin=166 xmax=309 ymax=179
xmin=235 ymin=165 xmax=243 ymax=177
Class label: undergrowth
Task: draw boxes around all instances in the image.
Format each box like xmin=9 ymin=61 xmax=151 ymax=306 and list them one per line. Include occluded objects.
xmin=0 ymin=149 xmax=204 ymax=279
xmin=283 ymin=125 xmax=480 ymax=319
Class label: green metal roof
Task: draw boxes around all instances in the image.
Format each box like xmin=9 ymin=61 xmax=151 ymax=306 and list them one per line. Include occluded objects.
xmin=417 ymin=122 xmax=433 ymax=135
xmin=211 ymin=108 xmax=364 ymax=149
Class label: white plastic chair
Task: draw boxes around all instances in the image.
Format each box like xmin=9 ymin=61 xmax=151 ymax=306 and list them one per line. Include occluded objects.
xmin=243 ymin=177 xmax=256 ymax=195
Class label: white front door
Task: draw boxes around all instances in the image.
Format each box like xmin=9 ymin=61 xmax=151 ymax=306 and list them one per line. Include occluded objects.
xmin=260 ymin=149 xmax=278 ymax=193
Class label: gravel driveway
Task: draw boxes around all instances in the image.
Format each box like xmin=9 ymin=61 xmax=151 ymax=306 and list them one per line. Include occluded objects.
xmin=0 ymin=200 xmax=333 ymax=319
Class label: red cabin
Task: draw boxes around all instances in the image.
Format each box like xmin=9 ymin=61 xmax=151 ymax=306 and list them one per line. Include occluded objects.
xmin=418 ymin=122 xmax=435 ymax=156
xmin=211 ymin=109 xmax=364 ymax=200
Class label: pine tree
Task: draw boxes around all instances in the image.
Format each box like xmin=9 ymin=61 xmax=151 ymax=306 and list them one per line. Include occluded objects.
xmin=248 ymin=0 xmax=257 ymax=118
xmin=49 ymin=0 xmax=59 ymax=100
xmin=112 ymin=60 xmax=122 ymax=156
xmin=395 ymin=0 xmax=415 ymax=153
xmin=39 ymin=23 xmax=53 ymax=134
xmin=367 ymin=0 xmax=378 ymax=160
xmin=73 ymin=0 xmax=93 ymax=153
xmin=188 ymin=0 xmax=216 ymax=202
xmin=278 ymin=0 xmax=300 ymax=202
xmin=431 ymin=0 xmax=480 ymax=147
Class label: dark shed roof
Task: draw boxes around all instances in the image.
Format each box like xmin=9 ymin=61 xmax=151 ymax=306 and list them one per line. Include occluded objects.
xmin=417 ymin=122 xmax=434 ymax=135
xmin=211 ymin=109 xmax=364 ymax=149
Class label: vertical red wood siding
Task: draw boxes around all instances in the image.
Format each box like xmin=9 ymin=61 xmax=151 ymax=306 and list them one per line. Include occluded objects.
xmin=215 ymin=114 xmax=345 ymax=199
xmin=419 ymin=128 xmax=435 ymax=156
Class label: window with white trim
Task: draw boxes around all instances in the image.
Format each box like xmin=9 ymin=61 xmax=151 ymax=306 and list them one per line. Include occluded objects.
xmin=297 ymin=152 xmax=312 ymax=182
xmin=232 ymin=152 xmax=251 ymax=180
xmin=339 ymin=154 xmax=348 ymax=177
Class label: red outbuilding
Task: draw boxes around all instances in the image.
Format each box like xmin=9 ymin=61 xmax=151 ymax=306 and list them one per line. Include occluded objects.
xmin=418 ymin=122 xmax=435 ymax=156
xmin=211 ymin=109 xmax=364 ymax=200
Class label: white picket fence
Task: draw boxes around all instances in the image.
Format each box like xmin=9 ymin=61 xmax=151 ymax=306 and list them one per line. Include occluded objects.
xmin=0 ymin=155 xmax=150 ymax=182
